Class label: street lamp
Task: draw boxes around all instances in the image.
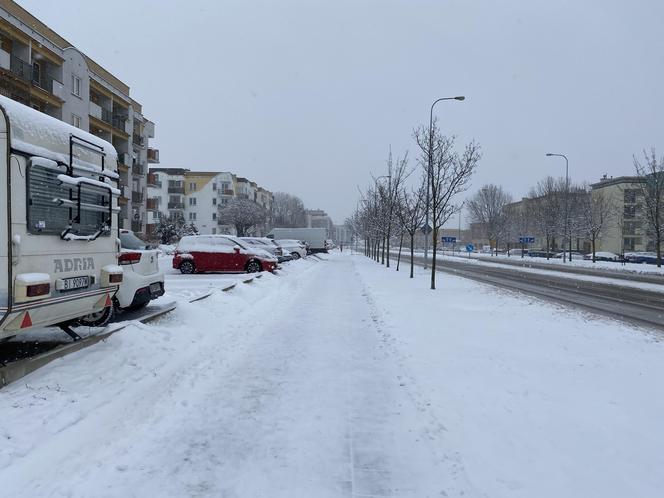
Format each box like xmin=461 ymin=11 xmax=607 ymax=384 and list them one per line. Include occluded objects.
xmin=545 ymin=153 xmax=570 ymax=262
xmin=424 ymin=96 xmax=465 ymax=268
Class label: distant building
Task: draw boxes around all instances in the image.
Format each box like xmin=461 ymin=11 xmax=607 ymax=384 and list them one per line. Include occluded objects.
xmin=0 ymin=0 xmax=157 ymax=236
xmin=590 ymin=175 xmax=654 ymax=254
xmin=146 ymin=168 xmax=273 ymax=237
xmin=306 ymin=209 xmax=334 ymax=234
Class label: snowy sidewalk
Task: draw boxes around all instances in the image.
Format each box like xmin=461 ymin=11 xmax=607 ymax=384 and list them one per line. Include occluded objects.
xmin=0 ymin=253 xmax=663 ymax=497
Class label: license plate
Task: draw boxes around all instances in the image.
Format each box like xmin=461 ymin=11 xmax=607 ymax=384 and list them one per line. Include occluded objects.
xmin=149 ymin=282 xmax=162 ymax=293
xmin=60 ymin=276 xmax=90 ymax=291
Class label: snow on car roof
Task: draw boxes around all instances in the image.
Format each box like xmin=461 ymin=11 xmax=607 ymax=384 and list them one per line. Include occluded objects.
xmin=0 ymin=94 xmax=117 ymax=174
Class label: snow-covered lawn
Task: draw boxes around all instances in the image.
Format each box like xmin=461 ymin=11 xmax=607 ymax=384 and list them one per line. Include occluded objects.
xmin=0 ymin=252 xmax=662 ymax=497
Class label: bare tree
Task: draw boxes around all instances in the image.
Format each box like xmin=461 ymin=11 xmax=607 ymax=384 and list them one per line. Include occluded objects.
xmin=218 ymin=198 xmax=267 ymax=236
xmin=633 ymin=148 xmax=664 ymax=267
xmin=577 ymin=185 xmax=615 ymax=262
xmin=529 ymin=176 xmax=565 ymax=259
xmin=374 ymin=149 xmax=411 ymax=268
xmin=466 ymin=184 xmax=512 ymax=256
xmin=415 ymin=120 xmax=480 ymax=289
xmin=396 ymin=181 xmax=427 ymax=278
xmin=271 ymin=192 xmax=307 ymax=228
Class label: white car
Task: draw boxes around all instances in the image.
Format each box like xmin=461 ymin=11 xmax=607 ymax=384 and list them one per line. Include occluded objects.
xmin=275 ymin=239 xmax=307 ymax=260
xmin=116 ymin=230 xmax=165 ymax=311
xmin=240 ymin=237 xmax=289 ymax=262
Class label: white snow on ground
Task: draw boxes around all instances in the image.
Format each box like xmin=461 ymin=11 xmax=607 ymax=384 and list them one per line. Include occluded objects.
xmin=409 ymin=248 xmax=664 ymax=275
xmin=0 ymin=252 xmax=663 ymax=497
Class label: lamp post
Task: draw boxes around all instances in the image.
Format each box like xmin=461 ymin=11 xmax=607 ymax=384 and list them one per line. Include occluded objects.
xmin=546 ymin=153 xmax=570 ymax=262
xmin=424 ymin=96 xmax=465 ymax=268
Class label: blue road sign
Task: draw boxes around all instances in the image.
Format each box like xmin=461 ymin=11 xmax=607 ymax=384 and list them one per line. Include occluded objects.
xmin=466 ymin=243 xmax=475 ymax=252
xmin=441 ymin=236 xmax=457 ymax=243
xmin=519 ymin=236 xmax=536 ymax=244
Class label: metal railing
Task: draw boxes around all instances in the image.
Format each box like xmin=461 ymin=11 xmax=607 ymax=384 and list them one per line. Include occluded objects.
xmin=133 ymin=164 xmax=146 ymax=176
xmin=133 ymin=133 xmax=145 ymax=147
xmin=221 ymin=189 xmax=234 ymax=196
xmin=101 ymin=107 xmax=113 ymax=125
xmin=9 ymin=55 xmax=31 ymax=81
xmin=167 ymin=185 xmax=184 ymax=194
xmin=168 ymin=202 xmax=185 ymax=209
xmin=147 ymin=147 xmax=159 ymax=163
xmin=146 ymin=198 xmax=158 ymax=210
xmin=112 ymin=114 xmax=127 ymax=131
xmin=131 ymin=191 xmax=144 ymax=203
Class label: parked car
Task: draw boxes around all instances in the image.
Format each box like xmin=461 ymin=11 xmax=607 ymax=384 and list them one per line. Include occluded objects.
xmin=624 ymin=252 xmax=659 ymax=264
xmin=267 ymin=228 xmax=327 ymax=253
xmin=527 ymin=250 xmax=557 ymax=258
xmin=507 ymin=248 xmax=528 ymax=257
xmin=117 ymin=230 xmax=165 ymax=311
xmin=275 ymin=239 xmax=308 ymax=260
xmin=583 ymin=251 xmax=622 ymax=262
xmin=173 ymin=235 xmax=278 ymax=274
xmin=240 ymin=237 xmax=291 ymax=263
xmin=554 ymin=251 xmax=584 ymax=260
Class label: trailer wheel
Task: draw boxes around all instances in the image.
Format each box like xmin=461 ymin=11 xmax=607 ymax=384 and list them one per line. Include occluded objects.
xmin=179 ymin=261 xmax=195 ymax=274
xmin=76 ymin=304 xmax=114 ymax=328
xmin=246 ymin=259 xmax=262 ymax=273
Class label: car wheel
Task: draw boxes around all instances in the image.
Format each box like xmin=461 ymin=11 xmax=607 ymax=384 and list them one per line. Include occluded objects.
xmin=290 ymin=252 xmax=300 ymax=260
xmin=180 ymin=260 xmax=195 ymax=274
xmin=246 ymin=259 xmax=262 ymax=273
xmin=76 ymin=304 xmax=114 ymax=328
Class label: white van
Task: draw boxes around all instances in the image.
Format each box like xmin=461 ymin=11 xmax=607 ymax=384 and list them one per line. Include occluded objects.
xmin=0 ymin=95 xmax=123 ymax=340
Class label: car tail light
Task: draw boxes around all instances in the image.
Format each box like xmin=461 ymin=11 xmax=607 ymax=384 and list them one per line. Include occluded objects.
xmin=109 ymin=273 xmax=123 ymax=283
xmin=26 ymin=283 xmax=50 ymax=297
xmin=118 ymin=252 xmax=142 ymax=265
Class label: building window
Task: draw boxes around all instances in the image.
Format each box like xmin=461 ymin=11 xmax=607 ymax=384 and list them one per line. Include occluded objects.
xmin=624 ymin=189 xmax=638 ymax=204
xmin=212 ymin=198 xmax=217 ymax=205
xmin=221 ymin=198 xmax=228 ymax=205
xmin=189 ymin=182 xmax=197 ymax=191
xmin=189 ymin=212 xmax=197 ymax=221
xmin=623 ymin=237 xmax=642 ymax=251
xmin=212 ymin=213 xmax=217 ymax=220
xmin=623 ymin=221 xmax=641 ymax=235
xmin=623 ymin=205 xmax=640 ymax=219
xmin=71 ymin=113 xmax=81 ymax=128
xmin=71 ymin=75 xmax=81 ymax=97
xmin=32 ymin=62 xmax=40 ymax=84
xmin=212 ymin=183 xmax=217 ymax=191
xmin=212 ymin=228 xmax=217 ymax=234
xmin=189 ymin=197 xmax=197 ymax=206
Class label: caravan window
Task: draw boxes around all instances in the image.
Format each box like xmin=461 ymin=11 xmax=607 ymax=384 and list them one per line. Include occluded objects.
xmin=27 ymin=161 xmax=112 ymax=236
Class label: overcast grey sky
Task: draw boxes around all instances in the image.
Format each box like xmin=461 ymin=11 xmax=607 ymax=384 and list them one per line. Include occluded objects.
xmin=19 ymin=0 xmax=664 ymax=224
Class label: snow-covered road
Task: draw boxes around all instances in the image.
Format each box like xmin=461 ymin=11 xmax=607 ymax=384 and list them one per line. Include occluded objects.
xmin=1 ymin=253 xmax=663 ymax=497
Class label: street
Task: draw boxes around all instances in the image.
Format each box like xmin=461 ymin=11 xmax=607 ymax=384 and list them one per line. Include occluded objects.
xmin=1 ymin=253 xmax=663 ymax=497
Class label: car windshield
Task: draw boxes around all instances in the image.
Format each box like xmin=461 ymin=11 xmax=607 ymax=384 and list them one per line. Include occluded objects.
xmin=120 ymin=232 xmax=148 ymax=250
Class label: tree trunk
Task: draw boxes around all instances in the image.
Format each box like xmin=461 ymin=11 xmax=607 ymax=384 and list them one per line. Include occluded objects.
xmin=657 ymin=235 xmax=662 ymax=268
xmin=546 ymin=236 xmax=550 ymax=260
xmin=386 ymin=229 xmax=391 ymax=268
xmin=592 ymin=237 xmax=596 ymax=263
xmin=410 ymin=234 xmax=415 ymax=278
xmin=431 ymin=228 xmax=438 ymax=290
xmin=396 ymin=232 xmax=403 ymax=271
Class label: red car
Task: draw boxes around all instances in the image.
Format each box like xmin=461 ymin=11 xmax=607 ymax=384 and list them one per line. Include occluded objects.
xmin=172 ymin=235 xmax=278 ymax=274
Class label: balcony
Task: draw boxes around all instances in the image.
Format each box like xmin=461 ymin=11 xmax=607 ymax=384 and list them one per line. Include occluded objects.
xmin=146 ymin=198 xmax=159 ymax=210
xmin=221 ymin=189 xmax=234 ymax=196
xmin=117 ymin=152 xmax=131 ymax=168
xmin=147 ymin=147 xmax=160 ymax=164
xmin=237 ymin=193 xmax=249 ymax=200
xmin=112 ymin=114 xmax=128 ymax=131
xmin=133 ymin=164 xmax=146 ymax=176
xmin=147 ymin=173 xmax=161 ymax=188
xmin=168 ymin=202 xmax=185 ymax=210
xmin=132 ymin=191 xmax=144 ymax=204
xmin=133 ymin=133 xmax=145 ymax=147
xmin=168 ymin=185 xmax=184 ymax=194
xmin=100 ymin=107 xmax=113 ymax=125
xmin=9 ymin=55 xmax=32 ymax=82
xmin=131 ymin=220 xmax=143 ymax=233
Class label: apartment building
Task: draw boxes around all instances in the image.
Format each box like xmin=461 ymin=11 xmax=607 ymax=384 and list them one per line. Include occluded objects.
xmin=146 ymin=168 xmax=273 ymax=237
xmin=306 ymin=209 xmax=334 ymax=232
xmin=590 ymin=175 xmax=653 ymax=254
xmin=0 ymin=0 xmax=158 ymax=235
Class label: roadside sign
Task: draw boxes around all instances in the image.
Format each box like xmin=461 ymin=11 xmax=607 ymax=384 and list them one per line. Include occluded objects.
xmin=465 ymin=243 xmax=475 ymax=252
xmin=421 ymin=224 xmax=433 ymax=235
xmin=441 ymin=236 xmax=457 ymax=243
xmin=519 ymin=236 xmax=536 ymax=244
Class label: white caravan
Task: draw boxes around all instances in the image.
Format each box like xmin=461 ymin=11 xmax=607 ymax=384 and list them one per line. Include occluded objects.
xmin=0 ymin=95 xmax=123 ymax=340
xmin=266 ymin=228 xmax=328 ymax=253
